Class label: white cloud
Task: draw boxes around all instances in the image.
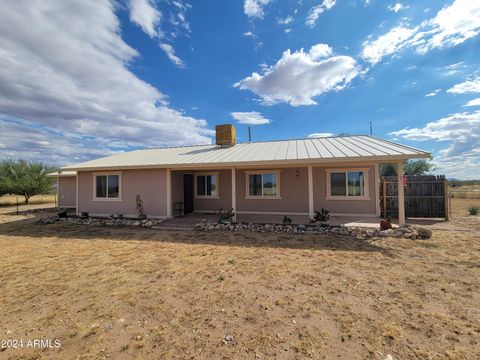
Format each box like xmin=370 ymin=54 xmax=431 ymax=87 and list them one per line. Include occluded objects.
xmin=426 ymin=89 xmax=441 ymax=97
xmin=244 ymin=0 xmax=271 ymax=18
xmin=307 ymin=132 xmax=334 ymax=138
xmin=285 ymin=28 xmax=292 ymax=34
xmin=447 ymin=76 xmax=480 ymax=94
xmin=0 ymin=0 xmax=211 ymax=164
xmin=390 ymin=111 xmax=480 ymax=179
xmin=128 ymin=0 xmax=162 ymax=38
xmin=361 ymin=26 xmax=418 ymax=65
xmin=306 ymin=0 xmax=336 ymax=28
xmin=231 ymin=111 xmax=270 ymax=125
xmin=159 ymin=42 xmax=185 ymax=68
xmin=234 ymin=44 xmax=358 ymax=106
xmin=387 ymin=3 xmax=409 ymax=13
xmin=278 ymin=16 xmax=293 ymax=25
xmin=362 ymin=0 xmax=480 ymax=64
xmin=243 ymin=31 xmax=254 ymax=37
xmin=465 ymin=98 xmax=480 ymax=107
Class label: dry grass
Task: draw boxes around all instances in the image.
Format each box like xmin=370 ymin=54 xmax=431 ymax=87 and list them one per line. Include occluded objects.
xmin=0 ymin=194 xmax=56 ymax=207
xmin=0 ymin=199 xmax=479 ymax=359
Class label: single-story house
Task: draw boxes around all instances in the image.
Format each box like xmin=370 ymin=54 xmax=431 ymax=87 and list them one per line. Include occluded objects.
xmin=50 ymin=125 xmax=430 ymax=225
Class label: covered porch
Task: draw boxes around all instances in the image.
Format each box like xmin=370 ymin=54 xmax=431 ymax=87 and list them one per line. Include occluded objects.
xmin=166 ymin=161 xmax=408 ymax=226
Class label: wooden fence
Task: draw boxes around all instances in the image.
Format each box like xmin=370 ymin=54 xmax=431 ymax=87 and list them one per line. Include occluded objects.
xmin=380 ymin=175 xmax=448 ymax=220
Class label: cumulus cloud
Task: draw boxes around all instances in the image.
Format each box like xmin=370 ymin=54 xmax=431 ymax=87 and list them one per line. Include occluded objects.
xmin=159 ymin=42 xmax=185 ymax=68
xmin=307 ymin=133 xmax=334 ymax=138
xmin=231 ymin=111 xmax=270 ymax=125
xmin=306 ymin=0 xmax=336 ymax=28
xmin=465 ymin=98 xmax=480 ymax=107
xmin=244 ymin=0 xmax=271 ymax=18
xmin=0 ymin=0 xmax=211 ymax=164
xmin=128 ymin=0 xmax=162 ymax=38
xmin=234 ymin=44 xmax=358 ymax=106
xmin=447 ymin=76 xmax=480 ymax=94
xmin=362 ymin=0 xmax=480 ymax=64
xmin=390 ymin=111 xmax=480 ymax=178
xmin=277 ymin=16 xmax=293 ymax=25
xmin=387 ymin=3 xmax=409 ymax=13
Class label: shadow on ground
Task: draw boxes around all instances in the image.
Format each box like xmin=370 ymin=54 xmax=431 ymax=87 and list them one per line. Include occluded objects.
xmin=0 ymin=211 xmax=393 ymax=254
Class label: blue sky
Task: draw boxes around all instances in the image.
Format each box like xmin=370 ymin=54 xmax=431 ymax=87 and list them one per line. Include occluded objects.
xmin=0 ymin=0 xmax=479 ymax=179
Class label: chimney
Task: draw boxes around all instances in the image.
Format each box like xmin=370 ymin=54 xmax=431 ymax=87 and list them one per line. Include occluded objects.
xmin=215 ymin=124 xmax=236 ymax=147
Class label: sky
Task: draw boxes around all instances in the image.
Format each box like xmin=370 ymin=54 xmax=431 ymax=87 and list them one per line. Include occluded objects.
xmin=0 ymin=0 xmax=479 ymax=179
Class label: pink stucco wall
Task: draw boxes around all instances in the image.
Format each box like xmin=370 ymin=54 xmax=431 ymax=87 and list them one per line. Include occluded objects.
xmin=313 ymin=165 xmax=377 ymax=215
xmin=236 ymin=168 xmax=309 ymax=213
xmin=58 ymin=177 xmax=76 ymax=208
xmin=77 ymin=169 xmax=168 ymax=217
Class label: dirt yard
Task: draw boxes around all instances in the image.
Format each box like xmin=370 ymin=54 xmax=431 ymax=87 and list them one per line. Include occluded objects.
xmin=0 ymin=199 xmax=479 ymax=359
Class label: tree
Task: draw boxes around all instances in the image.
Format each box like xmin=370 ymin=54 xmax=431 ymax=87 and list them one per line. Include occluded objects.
xmin=0 ymin=159 xmax=57 ymax=204
xmin=380 ymin=159 xmax=436 ymax=176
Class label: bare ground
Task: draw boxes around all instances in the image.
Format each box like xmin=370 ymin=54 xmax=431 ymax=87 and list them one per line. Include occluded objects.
xmin=0 ymin=199 xmax=479 ymax=359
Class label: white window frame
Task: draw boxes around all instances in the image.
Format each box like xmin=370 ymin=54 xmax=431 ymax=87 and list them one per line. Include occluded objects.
xmin=245 ymin=170 xmax=281 ymax=199
xmin=194 ymin=172 xmax=220 ymax=199
xmin=325 ymin=168 xmax=370 ymax=200
xmin=92 ymin=172 xmax=123 ymax=201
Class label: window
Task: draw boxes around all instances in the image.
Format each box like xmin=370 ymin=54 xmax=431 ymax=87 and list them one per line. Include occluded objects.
xmin=94 ymin=173 xmax=121 ymax=200
xmin=195 ymin=173 xmax=218 ymax=198
xmin=326 ymin=169 xmax=368 ymax=199
xmin=246 ymin=171 xmax=280 ymax=198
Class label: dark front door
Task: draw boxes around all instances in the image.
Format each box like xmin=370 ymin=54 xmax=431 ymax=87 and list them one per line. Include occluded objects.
xmin=183 ymin=174 xmax=194 ymax=214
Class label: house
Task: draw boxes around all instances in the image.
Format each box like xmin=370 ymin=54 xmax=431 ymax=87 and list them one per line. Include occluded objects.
xmin=50 ymin=125 xmax=430 ymax=225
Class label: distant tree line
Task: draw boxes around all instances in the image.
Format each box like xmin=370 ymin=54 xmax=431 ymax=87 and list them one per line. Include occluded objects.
xmin=0 ymin=159 xmax=57 ymax=204
xmin=380 ymin=159 xmax=436 ymax=177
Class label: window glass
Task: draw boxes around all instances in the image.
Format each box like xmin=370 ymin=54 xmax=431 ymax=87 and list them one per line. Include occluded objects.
xmin=347 ymin=172 xmax=365 ymax=196
xmin=96 ymin=175 xmax=107 ymax=198
xmin=330 ymin=173 xmax=346 ymax=196
xmin=196 ymin=175 xmax=206 ymax=196
xmin=249 ymin=174 xmax=262 ymax=196
xmin=108 ymin=175 xmax=119 ymax=198
xmin=262 ymin=173 xmax=277 ymax=196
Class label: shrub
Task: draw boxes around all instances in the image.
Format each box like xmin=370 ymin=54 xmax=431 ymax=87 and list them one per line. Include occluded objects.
xmin=380 ymin=216 xmax=393 ymax=230
xmin=310 ymin=208 xmax=330 ymax=223
xmin=217 ymin=207 xmax=234 ymax=223
xmin=136 ymin=195 xmax=147 ymax=220
xmin=282 ymin=215 xmax=292 ymax=225
xmin=468 ymin=206 xmax=479 ymax=215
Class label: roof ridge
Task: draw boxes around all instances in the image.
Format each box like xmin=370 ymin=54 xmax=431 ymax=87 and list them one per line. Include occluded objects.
xmin=136 ymin=134 xmax=370 ymax=152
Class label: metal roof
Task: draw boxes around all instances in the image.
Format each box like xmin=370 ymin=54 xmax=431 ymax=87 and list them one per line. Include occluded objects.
xmin=63 ymin=135 xmax=430 ymax=171
xmin=47 ymin=170 xmax=77 ymax=177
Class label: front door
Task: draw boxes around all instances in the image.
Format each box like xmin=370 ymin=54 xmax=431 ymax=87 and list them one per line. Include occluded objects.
xmin=183 ymin=174 xmax=194 ymax=214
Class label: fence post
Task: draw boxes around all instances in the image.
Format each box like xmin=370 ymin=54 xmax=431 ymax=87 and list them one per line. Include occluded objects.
xmin=444 ymin=179 xmax=449 ymax=221
xmin=382 ymin=179 xmax=387 ymax=218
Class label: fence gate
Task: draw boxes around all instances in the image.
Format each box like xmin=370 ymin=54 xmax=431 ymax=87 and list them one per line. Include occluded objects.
xmin=380 ymin=175 xmax=448 ymax=220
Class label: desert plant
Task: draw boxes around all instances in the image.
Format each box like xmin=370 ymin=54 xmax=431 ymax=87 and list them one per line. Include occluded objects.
xmin=136 ymin=194 xmax=147 ymax=220
xmin=468 ymin=206 xmax=479 ymax=215
xmin=310 ymin=208 xmax=330 ymax=223
xmin=380 ymin=216 xmax=393 ymax=230
xmin=282 ymin=215 xmax=292 ymax=225
xmin=217 ymin=207 xmax=235 ymax=223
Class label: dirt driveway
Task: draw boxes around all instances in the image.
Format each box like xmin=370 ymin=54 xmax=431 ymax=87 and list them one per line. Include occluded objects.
xmin=0 ymin=200 xmax=479 ymax=359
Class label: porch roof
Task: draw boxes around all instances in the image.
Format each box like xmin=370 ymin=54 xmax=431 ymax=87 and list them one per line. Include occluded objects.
xmin=62 ymin=135 xmax=430 ymax=171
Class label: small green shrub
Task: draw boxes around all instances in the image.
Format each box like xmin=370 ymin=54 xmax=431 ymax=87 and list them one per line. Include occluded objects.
xmin=282 ymin=215 xmax=292 ymax=225
xmin=468 ymin=206 xmax=479 ymax=215
xmin=310 ymin=208 xmax=330 ymax=223
xmin=217 ymin=207 xmax=235 ymax=223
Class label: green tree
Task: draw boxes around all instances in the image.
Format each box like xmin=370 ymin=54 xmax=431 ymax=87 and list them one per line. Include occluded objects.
xmin=380 ymin=159 xmax=436 ymax=176
xmin=0 ymin=159 xmax=57 ymax=204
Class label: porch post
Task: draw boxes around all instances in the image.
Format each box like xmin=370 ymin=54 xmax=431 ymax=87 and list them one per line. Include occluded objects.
xmin=308 ymin=165 xmax=314 ymax=220
xmin=231 ymin=168 xmax=237 ymax=222
xmin=166 ymin=168 xmax=172 ymax=218
xmin=397 ymin=161 xmax=405 ymax=226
